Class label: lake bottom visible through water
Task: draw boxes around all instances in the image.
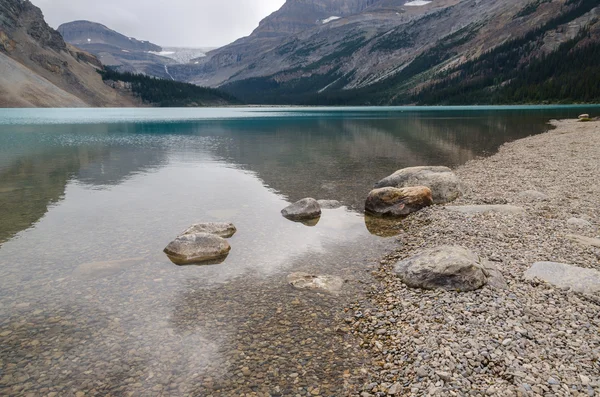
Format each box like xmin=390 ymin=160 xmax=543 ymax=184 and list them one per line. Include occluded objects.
xmin=1 ymin=106 xmax=599 ymax=396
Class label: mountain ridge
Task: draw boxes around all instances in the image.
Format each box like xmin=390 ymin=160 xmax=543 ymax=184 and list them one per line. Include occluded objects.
xmin=0 ymin=0 xmax=135 ymax=107
xmin=169 ymin=0 xmax=600 ymax=105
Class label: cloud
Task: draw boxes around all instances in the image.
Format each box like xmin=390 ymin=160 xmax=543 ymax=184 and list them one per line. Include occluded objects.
xmin=33 ymin=0 xmax=285 ymax=47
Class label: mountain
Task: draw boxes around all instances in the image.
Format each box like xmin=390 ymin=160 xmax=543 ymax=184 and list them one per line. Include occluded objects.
xmin=0 ymin=0 xmax=135 ymax=107
xmin=155 ymin=47 xmax=216 ymax=64
xmin=168 ymin=0 xmax=600 ymax=105
xmin=57 ymin=20 xmax=179 ymax=78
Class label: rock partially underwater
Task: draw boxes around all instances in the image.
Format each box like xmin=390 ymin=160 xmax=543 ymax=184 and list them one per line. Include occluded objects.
xmin=164 ymin=233 xmax=231 ymax=265
xmin=365 ymin=186 xmax=433 ymax=217
xmin=281 ymin=198 xmax=322 ymax=221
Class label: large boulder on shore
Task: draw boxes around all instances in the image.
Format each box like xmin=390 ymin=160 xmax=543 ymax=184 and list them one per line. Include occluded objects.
xmin=374 ymin=166 xmax=462 ymax=204
xmin=164 ymin=233 xmax=231 ymax=265
xmin=365 ymin=186 xmax=433 ymax=217
xmin=394 ymin=246 xmax=507 ymax=291
xmin=525 ymin=262 xmax=600 ymax=294
xmin=180 ymin=222 xmax=237 ymax=238
xmin=281 ymin=198 xmax=321 ymax=221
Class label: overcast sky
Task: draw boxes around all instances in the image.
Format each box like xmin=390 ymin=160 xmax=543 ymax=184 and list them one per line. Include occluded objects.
xmin=33 ymin=0 xmax=285 ymax=48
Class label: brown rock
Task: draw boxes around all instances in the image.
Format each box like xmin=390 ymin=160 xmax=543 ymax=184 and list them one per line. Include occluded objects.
xmin=365 ymin=186 xmax=433 ymax=217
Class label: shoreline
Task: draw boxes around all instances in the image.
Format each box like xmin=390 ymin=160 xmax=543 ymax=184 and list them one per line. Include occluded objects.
xmin=349 ymin=119 xmax=600 ymax=396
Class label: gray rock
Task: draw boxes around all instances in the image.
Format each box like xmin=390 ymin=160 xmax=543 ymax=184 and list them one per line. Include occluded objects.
xmin=518 ymin=190 xmax=549 ymax=201
xmin=567 ymin=234 xmax=600 ymax=248
xmin=281 ymin=198 xmax=321 ymax=221
xmin=317 ymin=199 xmax=343 ymax=209
xmin=445 ymin=205 xmax=525 ymax=215
xmin=394 ymin=246 xmax=505 ymax=292
xmin=567 ymin=218 xmax=592 ymax=228
xmin=374 ymin=166 xmax=462 ymax=204
xmin=524 ymin=262 xmax=600 ymax=294
xmin=163 ymin=233 xmax=231 ymax=265
xmin=73 ymin=257 xmax=144 ymax=279
xmin=387 ymin=382 xmax=402 ymax=395
xmin=365 ymin=186 xmax=433 ymax=217
xmin=287 ymin=272 xmax=344 ymax=294
xmin=180 ymin=222 xmax=237 ymax=238
xmin=482 ymin=260 xmax=509 ymax=290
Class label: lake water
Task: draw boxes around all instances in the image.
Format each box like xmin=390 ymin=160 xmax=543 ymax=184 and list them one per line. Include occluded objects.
xmin=0 ymin=106 xmax=598 ymax=396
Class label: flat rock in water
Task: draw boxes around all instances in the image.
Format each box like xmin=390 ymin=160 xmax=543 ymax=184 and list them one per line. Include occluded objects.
xmin=567 ymin=234 xmax=600 ymax=248
xmin=287 ymin=272 xmax=344 ymax=294
xmin=445 ymin=205 xmax=525 ymax=215
xmin=180 ymin=222 xmax=237 ymax=238
xmin=374 ymin=166 xmax=462 ymax=204
xmin=164 ymin=233 xmax=231 ymax=265
xmin=394 ymin=246 xmax=506 ymax=291
xmin=524 ymin=262 xmax=600 ymax=294
xmin=281 ymin=198 xmax=321 ymax=221
xmin=73 ymin=257 xmax=145 ymax=279
xmin=518 ymin=190 xmax=549 ymax=201
xmin=317 ymin=199 xmax=343 ymax=209
xmin=365 ymin=186 xmax=433 ymax=217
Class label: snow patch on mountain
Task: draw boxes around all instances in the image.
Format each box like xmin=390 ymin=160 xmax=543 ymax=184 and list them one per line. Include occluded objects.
xmin=322 ymin=16 xmax=341 ymax=24
xmin=150 ymin=47 xmax=215 ymax=64
xmin=405 ymin=0 xmax=432 ymax=5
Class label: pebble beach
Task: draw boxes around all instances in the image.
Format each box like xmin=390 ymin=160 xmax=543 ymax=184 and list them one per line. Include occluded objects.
xmin=350 ymin=119 xmax=600 ymax=396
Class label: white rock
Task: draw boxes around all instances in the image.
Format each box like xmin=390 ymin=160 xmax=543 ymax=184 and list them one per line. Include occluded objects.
xmin=445 ymin=205 xmax=525 ymax=215
xmin=524 ymin=261 xmax=600 ymax=294
xmin=567 ymin=234 xmax=600 ymax=248
xmin=566 ymin=217 xmax=592 ymax=228
xmin=518 ymin=190 xmax=549 ymax=201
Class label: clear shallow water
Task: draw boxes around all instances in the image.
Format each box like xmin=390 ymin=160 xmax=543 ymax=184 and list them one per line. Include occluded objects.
xmin=0 ymin=106 xmax=598 ymax=396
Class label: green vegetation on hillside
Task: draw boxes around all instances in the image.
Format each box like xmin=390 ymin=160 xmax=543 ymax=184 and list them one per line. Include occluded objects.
xmin=222 ymin=0 xmax=600 ymax=106
xmin=99 ymin=69 xmax=241 ymax=107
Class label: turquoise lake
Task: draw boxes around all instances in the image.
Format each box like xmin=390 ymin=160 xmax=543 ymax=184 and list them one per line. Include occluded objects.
xmin=0 ymin=106 xmax=598 ymax=396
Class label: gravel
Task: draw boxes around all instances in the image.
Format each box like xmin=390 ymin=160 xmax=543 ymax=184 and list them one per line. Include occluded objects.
xmin=347 ymin=120 xmax=600 ymax=396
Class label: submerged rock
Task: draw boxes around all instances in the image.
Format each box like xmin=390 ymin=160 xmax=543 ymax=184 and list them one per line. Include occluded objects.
xmin=287 ymin=272 xmax=344 ymax=294
xmin=164 ymin=233 xmax=231 ymax=265
xmin=374 ymin=166 xmax=462 ymax=204
xmin=445 ymin=205 xmax=525 ymax=215
xmin=364 ymin=215 xmax=403 ymax=237
xmin=317 ymin=199 xmax=343 ymax=209
xmin=394 ymin=246 xmax=506 ymax=292
xmin=525 ymin=262 xmax=600 ymax=294
xmin=74 ymin=257 xmax=145 ymax=279
xmin=180 ymin=222 xmax=237 ymax=238
xmin=281 ymin=198 xmax=321 ymax=221
xmin=365 ymin=186 xmax=433 ymax=217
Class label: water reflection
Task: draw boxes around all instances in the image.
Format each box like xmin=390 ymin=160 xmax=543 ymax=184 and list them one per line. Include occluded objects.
xmin=0 ymin=111 xmax=559 ymax=245
xmin=0 ymin=107 xmax=593 ymax=395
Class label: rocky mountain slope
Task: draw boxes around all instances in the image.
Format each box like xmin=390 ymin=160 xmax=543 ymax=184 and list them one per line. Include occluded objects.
xmin=169 ymin=0 xmax=600 ymax=105
xmin=57 ymin=20 xmax=177 ymax=77
xmin=0 ymin=0 xmax=135 ymax=107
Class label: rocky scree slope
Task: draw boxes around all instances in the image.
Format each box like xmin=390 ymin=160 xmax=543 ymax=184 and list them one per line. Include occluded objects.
xmin=0 ymin=0 xmax=134 ymax=107
xmin=169 ymin=0 xmax=600 ymax=105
